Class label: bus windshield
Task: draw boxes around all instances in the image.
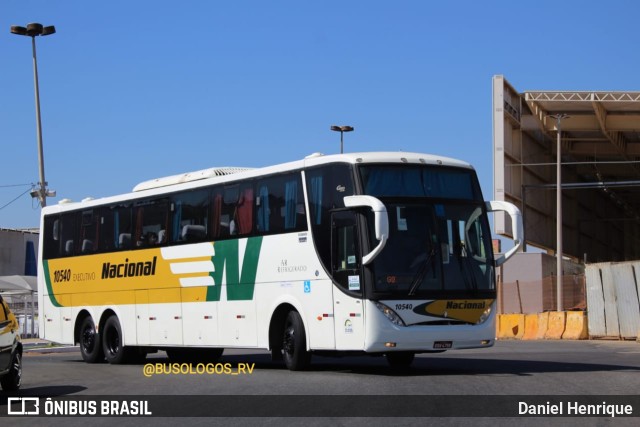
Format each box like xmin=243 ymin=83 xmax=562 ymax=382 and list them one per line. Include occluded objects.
xmin=358 ymin=164 xmax=494 ymax=298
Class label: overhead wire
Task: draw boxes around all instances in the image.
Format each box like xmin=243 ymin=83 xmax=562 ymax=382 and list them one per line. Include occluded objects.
xmin=0 ymin=185 xmax=33 ymax=211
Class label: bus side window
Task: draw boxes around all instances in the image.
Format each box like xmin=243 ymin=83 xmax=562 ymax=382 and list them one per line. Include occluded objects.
xmin=43 ymin=216 xmax=60 ymax=259
xmin=59 ymin=213 xmax=77 ymax=257
xmin=98 ymin=208 xmax=114 ymax=252
xmin=171 ymin=189 xmax=210 ymax=244
xmin=283 ymin=174 xmax=306 ymax=232
xmin=257 ymin=177 xmax=283 ymax=233
xmin=256 ymin=183 xmax=270 ymax=233
xmin=255 ymin=173 xmax=306 ymax=236
xmin=80 ymin=210 xmax=98 ymax=254
xmin=134 ymin=198 xmax=169 ymax=248
xmin=306 ymin=164 xmax=355 ymax=273
xmin=211 ymin=190 xmax=224 ymax=238
xmin=236 ymin=185 xmax=254 ymax=236
xmin=214 ymin=184 xmax=254 ymax=238
xmin=216 ymin=185 xmax=239 ymax=238
xmin=103 ymin=204 xmax=133 ymax=251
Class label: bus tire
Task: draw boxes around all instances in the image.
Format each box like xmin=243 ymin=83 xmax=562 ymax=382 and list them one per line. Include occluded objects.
xmin=102 ymin=315 xmax=127 ymax=364
xmin=282 ymin=311 xmax=310 ymax=371
xmin=79 ymin=316 xmax=104 ymax=363
xmin=385 ymin=351 xmax=415 ymax=369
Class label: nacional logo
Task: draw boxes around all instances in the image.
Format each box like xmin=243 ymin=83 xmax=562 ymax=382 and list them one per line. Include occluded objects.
xmin=101 ymin=257 xmax=157 ymax=280
xmin=445 ymin=300 xmax=487 ymax=310
xmin=412 ymin=299 xmax=494 ymax=324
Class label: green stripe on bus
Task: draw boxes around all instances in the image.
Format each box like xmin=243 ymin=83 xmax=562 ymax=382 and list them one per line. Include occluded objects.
xmin=42 ymin=260 xmax=63 ymax=307
xmin=207 ymin=236 xmax=263 ymax=302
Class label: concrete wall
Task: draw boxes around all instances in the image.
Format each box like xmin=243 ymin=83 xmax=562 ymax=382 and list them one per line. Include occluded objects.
xmin=499 ymin=252 xmax=585 ymax=313
xmin=502 ymin=252 xmax=584 ymax=283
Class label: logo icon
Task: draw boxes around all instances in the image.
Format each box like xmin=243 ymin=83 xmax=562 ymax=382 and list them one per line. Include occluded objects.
xmin=8 ymin=397 xmax=40 ymax=415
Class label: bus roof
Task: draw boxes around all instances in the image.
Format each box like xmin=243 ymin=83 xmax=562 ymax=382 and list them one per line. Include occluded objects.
xmin=42 ymin=151 xmax=474 ymax=214
xmin=133 ymin=167 xmax=255 ymax=192
xmin=134 ymin=152 xmax=473 ymax=191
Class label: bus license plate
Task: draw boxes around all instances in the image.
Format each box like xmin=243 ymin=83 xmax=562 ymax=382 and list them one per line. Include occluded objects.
xmin=433 ymin=341 xmax=452 ymax=349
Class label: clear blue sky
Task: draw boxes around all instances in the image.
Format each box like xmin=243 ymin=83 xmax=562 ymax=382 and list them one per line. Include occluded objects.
xmin=1 ymin=0 xmax=638 ymax=229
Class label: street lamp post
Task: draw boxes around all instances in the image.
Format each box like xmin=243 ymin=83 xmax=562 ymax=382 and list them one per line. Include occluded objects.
xmin=10 ymin=22 xmax=57 ymax=207
xmin=549 ymin=113 xmax=569 ymax=311
xmin=330 ymin=125 xmax=354 ymax=154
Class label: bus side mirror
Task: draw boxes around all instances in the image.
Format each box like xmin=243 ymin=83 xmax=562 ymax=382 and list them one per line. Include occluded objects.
xmin=343 ymin=195 xmax=388 ymax=265
xmin=486 ymin=200 xmax=523 ymax=266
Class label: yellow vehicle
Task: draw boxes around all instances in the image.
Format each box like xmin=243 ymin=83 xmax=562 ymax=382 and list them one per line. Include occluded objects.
xmin=0 ymin=294 xmax=22 ymax=390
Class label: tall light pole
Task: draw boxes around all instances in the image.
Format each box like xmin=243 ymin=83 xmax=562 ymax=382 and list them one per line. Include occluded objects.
xmin=550 ymin=113 xmax=569 ymax=311
xmin=11 ymin=22 xmax=57 ymax=207
xmin=330 ymin=125 xmax=354 ymax=154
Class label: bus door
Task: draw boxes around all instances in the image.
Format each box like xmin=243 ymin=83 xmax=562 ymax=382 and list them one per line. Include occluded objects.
xmin=331 ymin=211 xmax=365 ymax=350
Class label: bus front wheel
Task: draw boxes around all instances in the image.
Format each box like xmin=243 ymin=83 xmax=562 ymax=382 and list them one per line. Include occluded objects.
xmin=282 ymin=311 xmax=310 ymax=371
xmin=79 ymin=316 xmax=104 ymax=363
xmin=102 ymin=315 xmax=127 ymax=364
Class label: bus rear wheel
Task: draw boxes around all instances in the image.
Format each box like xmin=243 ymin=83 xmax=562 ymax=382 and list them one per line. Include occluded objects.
xmin=282 ymin=311 xmax=310 ymax=371
xmin=102 ymin=315 xmax=127 ymax=364
xmin=79 ymin=316 xmax=104 ymax=363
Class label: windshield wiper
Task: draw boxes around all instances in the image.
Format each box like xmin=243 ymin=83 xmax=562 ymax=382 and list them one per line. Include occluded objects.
xmin=456 ymin=243 xmax=478 ymax=292
xmin=408 ymin=247 xmax=437 ymax=296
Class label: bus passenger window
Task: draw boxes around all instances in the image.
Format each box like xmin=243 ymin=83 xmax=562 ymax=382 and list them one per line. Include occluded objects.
xmin=43 ymin=216 xmax=60 ymax=259
xmin=217 ymin=185 xmax=239 ymax=237
xmin=134 ymin=199 xmax=169 ymax=248
xmin=103 ymin=205 xmax=133 ymax=251
xmin=215 ymin=184 xmax=253 ymax=238
xmin=80 ymin=210 xmax=98 ymax=254
xmin=211 ymin=192 xmax=224 ymax=238
xmin=255 ymin=173 xmax=306 ymax=236
xmin=236 ymin=187 xmax=254 ymax=235
xmin=59 ymin=213 xmax=77 ymax=257
xmin=171 ymin=189 xmax=209 ymax=244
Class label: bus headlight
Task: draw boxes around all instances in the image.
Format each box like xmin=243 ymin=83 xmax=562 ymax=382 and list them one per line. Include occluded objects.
xmin=374 ymin=302 xmax=406 ymax=327
xmin=476 ymin=305 xmax=492 ymax=324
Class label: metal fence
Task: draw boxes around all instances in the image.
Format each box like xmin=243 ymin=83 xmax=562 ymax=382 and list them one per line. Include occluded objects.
xmin=585 ymin=262 xmax=640 ymax=339
xmin=7 ymin=297 xmax=39 ymax=338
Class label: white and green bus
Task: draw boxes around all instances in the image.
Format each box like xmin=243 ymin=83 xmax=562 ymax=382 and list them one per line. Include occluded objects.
xmin=38 ymin=152 xmax=521 ymax=370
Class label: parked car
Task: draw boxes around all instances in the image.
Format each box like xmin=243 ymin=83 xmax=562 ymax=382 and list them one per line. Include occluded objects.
xmin=0 ymin=294 xmax=22 ymax=390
